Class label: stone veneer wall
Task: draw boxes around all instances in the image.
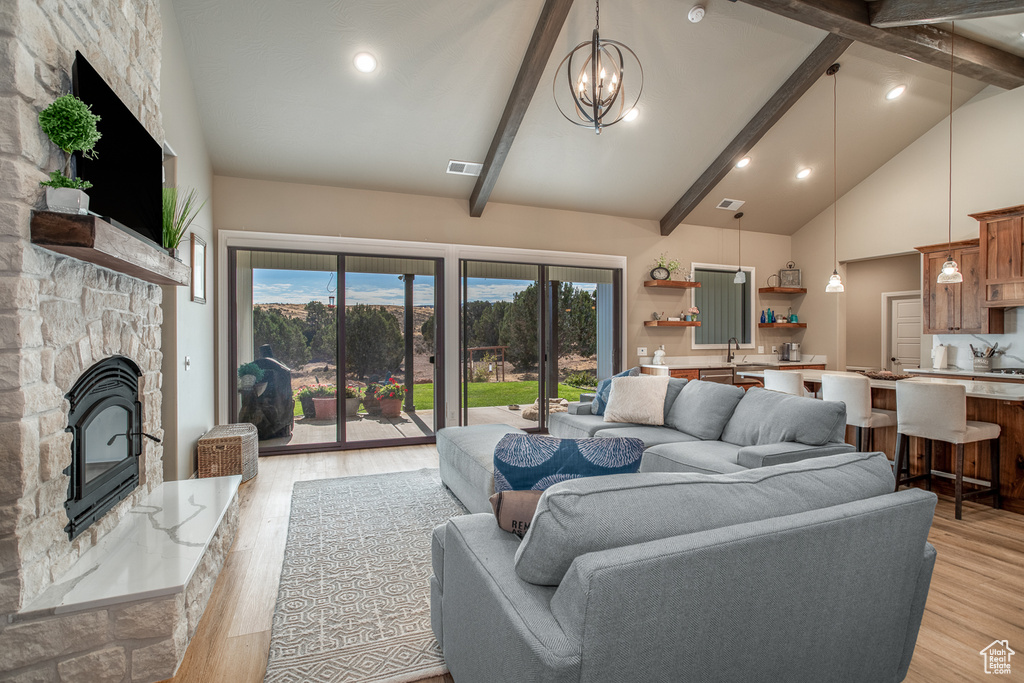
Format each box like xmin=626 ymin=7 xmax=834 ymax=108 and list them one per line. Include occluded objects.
xmin=0 ymin=495 xmax=238 ymax=683
xmin=0 ymin=0 xmax=164 ymax=615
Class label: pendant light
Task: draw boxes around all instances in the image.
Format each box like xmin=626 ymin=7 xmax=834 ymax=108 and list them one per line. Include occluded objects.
xmin=733 ymin=212 xmax=746 ymax=284
xmin=825 ymin=63 xmax=845 ymax=294
xmin=553 ymin=0 xmax=643 ymax=134
xmin=937 ymin=23 xmax=964 ymax=284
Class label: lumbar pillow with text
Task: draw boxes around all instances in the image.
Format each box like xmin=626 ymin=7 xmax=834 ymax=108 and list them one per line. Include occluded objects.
xmin=492 ymin=433 xmax=644 ymax=494
xmin=489 ymin=490 xmax=544 ymax=538
xmin=602 ymin=375 xmax=671 ymax=425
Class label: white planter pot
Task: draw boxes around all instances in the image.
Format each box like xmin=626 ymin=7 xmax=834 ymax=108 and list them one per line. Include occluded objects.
xmin=45 ymin=187 xmax=90 ymax=214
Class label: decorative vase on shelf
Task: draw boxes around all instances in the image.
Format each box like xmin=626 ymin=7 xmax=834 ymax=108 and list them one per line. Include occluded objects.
xmin=760 ymin=310 xmax=766 ymax=324
xmin=45 ymin=187 xmax=90 ymax=214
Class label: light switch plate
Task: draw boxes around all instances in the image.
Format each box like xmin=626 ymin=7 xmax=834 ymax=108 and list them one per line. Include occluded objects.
xmin=758 ymin=346 xmax=764 ymax=354
xmin=637 ymin=346 xmax=648 ymax=357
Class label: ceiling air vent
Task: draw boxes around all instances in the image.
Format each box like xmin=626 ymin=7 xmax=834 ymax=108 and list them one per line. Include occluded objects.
xmin=446 ymin=160 xmax=483 ymax=176
xmin=716 ymin=198 xmax=745 ymax=211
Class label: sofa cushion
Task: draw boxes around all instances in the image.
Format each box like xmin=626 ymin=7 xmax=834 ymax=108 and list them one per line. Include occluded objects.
xmin=720 ymin=386 xmax=847 ymax=447
xmin=514 ymin=451 xmax=896 ymax=585
xmin=593 ymin=426 xmax=698 ymax=448
xmin=639 ymin=440 xmax=745 ymax=474
xmin=603 ymin=376 xmax=670 ymax=425
xmin=662 ymin=377 xmax=687 ymax=422
xmin=591 ymin=366 xmax=640 ymax=415
xmin=548 ymin=413 xmax=638 ymax=439
xmin=437 ymin=424 xmax=526 ymax=514
xmin=665 ymin=380 xmax=745 ymax=439
xmin=493 ymin=433 xmax=644 ymax=493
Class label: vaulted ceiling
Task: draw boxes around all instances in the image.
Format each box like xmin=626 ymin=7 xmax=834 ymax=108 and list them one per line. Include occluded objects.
xmin=171 ymin=0 xmax=1024 ymax=236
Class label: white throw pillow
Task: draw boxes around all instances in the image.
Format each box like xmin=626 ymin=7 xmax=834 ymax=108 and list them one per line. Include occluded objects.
xmin=603 ymin=375 xmax=670 ymax=425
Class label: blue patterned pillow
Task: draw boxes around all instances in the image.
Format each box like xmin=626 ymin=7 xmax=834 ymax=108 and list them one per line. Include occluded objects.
xmin=591 ymin=366 xmax=641 ymax=416
xmin=493 ymin=434 xmax=644 ymax=492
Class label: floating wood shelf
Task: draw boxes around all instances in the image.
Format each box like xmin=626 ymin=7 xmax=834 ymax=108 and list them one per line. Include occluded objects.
xmin=644 ymin=320 xmax=701 ymax=327
xmin=758 ymin=322 xmax=807 ymax=328
xmin=644 ymin=280 xmax=701 ymax=289
xmin=758 ymin=287 xmax=807 ymax=294
xmin=30 ymin=211 xmax=190 ymax=287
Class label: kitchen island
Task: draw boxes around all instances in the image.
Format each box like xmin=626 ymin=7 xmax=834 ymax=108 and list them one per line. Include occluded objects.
xmin=737 ymin=370 xmax=1024 ymax=515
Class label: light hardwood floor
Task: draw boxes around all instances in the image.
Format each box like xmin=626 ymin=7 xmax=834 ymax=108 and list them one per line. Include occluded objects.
xmin=163 ymin=446 xmax=1024 ymax=683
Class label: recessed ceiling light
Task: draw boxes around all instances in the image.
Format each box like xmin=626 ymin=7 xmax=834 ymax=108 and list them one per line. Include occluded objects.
xmin=735 ymin=157 xmax=751 ymax=168
xmin=353 ymin=52 xmax=378 ymax=73
xmin=624 ymin=107 xmax=639 ymax=122
xmin=796 ymin=168 xmax=812 ymax=179
xmin=886 ymin=84 xmax=906 ymax=100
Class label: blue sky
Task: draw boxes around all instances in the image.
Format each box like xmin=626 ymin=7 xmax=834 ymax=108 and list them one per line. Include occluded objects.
xmin=252 ymin=271 xmax=596 ymax=306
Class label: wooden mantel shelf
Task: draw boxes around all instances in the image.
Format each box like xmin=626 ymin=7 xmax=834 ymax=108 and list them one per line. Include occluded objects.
xmin=758 ymin=322 xmax=807 ymax=328
xmin=31 ymin=211 xmax=190 ymax=287
xmin=644 ymin=280 xmax=701 ymax=289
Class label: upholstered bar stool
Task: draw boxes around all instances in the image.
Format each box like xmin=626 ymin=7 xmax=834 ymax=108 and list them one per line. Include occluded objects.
xmin=894 ymin=380 xmax=1001 ymax=520
xmin=821 ymin=372 xmax=896 ymax=452
xmin=763 ymin=369 xmax=804 ymax=396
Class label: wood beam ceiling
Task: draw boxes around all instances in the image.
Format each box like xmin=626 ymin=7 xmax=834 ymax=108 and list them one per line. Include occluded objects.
xmin=870 ymin=0 xmax=1024 ymax=29
xmin=469 ymin=0 xmax=575 ymax=218
xmin=735 ymin=0 xmax=1024 ymax=90
xmin=659 ymin=33 xmax=852 ymax=236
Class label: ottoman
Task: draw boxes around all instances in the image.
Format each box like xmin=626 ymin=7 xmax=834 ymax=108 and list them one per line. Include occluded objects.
xmin=436 ymin=424 xmax=526 ymax=513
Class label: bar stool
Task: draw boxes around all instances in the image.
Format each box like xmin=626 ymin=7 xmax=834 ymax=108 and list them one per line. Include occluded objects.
xmin=763 ymin=369 xmax=804 ymax=396
xmin=821 ymin=372 xmax=896 ymax=452
xmin=894 ymin=380 xmax=1001 ymax=520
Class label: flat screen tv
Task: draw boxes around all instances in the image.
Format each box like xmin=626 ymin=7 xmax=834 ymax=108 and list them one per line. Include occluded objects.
xmin=72 ymin=51 xmax=163 ymax=249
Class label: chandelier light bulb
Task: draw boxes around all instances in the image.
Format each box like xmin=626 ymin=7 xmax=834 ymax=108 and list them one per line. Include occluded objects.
xmin=624 ymin=108 xmax=639 ymax=122
xmin=825 ymin=270 xmax=845 ymax=293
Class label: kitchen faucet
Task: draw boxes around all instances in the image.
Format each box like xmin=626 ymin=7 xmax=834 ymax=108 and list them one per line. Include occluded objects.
xmin=727 ymin=337 xmax=739 ymax=363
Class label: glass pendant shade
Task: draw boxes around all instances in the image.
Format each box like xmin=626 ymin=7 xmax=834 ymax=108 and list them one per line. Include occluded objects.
xmin=733 ymin=270 xmax=746 ymax=284
xmin=937 ymin=258 xmax=964 ymax=284
xmin=825 ymin=269 xmax=845 ymax=293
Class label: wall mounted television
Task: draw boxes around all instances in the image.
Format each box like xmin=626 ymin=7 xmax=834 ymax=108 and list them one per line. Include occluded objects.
xmin=72 ymin=51 xmax=163 ymax=249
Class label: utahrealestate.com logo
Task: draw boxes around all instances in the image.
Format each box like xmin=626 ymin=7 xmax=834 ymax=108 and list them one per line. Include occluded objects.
xmin=980 ymin=640 xmax=1015 ymax=675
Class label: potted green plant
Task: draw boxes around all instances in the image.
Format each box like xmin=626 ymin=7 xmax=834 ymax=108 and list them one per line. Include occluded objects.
xmin=163 ymin=187 xmax=206 ymax=260
xmin=345 ymin=386 xmax=362 ymax=417
xmin=37 ymin=94 xmax=101 ymax=214
xmin=648 ymin=253 xmax=681 ymax=281
xmin=374 ymin=378 xmax=407 ymax=418
xmin=237 ymin=362 xmax=265 ymax=393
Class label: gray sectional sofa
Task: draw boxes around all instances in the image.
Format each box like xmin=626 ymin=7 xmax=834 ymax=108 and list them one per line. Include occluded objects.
xmin=552 ymin=380 xmax=856 ymax=474
xmin=431 ymin=452 xmax=938 ymax=682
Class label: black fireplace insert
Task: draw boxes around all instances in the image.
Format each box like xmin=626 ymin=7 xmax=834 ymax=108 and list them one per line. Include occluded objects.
xmin=64 ymin=356 xmax=155 ymax=540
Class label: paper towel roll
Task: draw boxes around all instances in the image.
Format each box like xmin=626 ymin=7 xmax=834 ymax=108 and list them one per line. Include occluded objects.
xmin=932 ymin=345 xmax=947 ymax=370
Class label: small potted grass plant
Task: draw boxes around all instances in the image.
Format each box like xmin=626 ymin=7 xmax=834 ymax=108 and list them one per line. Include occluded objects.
xmin=237 ymin=362 xmax=265 ymax=394
xmin=37 ymin=94 xmax=102 ymax=214
xmin=163 ymin=186 xmax=205 ymax=260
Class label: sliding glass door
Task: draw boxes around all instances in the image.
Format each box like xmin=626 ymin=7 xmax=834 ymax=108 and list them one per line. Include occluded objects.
xmin=459 ymin=260 xmax=621 ymax=431
xmin=229 ymin=248 xmax=443 ymax=454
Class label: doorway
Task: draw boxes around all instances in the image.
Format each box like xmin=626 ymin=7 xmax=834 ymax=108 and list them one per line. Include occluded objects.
xmin=883 ymin=293 xmax=922 ymax=372
xmin=229 ymin=248 xmax=444 ymax=454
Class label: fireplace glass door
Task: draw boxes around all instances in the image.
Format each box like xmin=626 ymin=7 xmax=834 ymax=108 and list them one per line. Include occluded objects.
xmin=83 ymin=404 xmax=132 ymax=483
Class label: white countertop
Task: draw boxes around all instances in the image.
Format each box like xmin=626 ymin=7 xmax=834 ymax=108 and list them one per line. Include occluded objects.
xmin=736 ymin=369 xmax=1024 ymax=402
xmin=906 ymin=367 xmax=1022 ymax=379
xmin=20 ymin=475 xmax=241 ymax=618
xmin=640 ymin=354 xmax=826 ymax=371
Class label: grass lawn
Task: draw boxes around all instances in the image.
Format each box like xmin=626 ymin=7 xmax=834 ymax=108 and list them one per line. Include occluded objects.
xmin=294 ymin=381 xmax=587 ymax=416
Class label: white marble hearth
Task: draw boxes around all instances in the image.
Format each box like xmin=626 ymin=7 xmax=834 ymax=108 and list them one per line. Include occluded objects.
xmin=20 ymin=476 xmax=241 ymax=619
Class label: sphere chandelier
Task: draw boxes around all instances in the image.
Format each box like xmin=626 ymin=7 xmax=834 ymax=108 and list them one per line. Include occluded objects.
xmin=553 ymin=0 xmax=643 ymax=134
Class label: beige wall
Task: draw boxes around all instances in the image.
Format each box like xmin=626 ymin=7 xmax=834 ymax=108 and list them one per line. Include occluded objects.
xmin=213 ymin=176 xmax=796 ymax=369
xmin=793 ymin=84 xmax=1024 ymax=369
xmin=844 ymin=254 xmax=921 ymax=369
xmin=160 ymin=0 xmax=216 ymax=480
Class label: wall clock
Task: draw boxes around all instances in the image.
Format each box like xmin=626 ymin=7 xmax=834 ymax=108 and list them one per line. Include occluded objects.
xmin=650 ymin=267 xmax=670 ymax=280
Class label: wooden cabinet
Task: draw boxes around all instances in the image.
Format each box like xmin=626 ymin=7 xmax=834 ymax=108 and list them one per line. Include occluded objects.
xmin=974 ymin=204 xmax=1024 ymax=307
xmin=916 ymin=239 xmax=1003 ymax=334
xmin=670 ymin=369 xmax=699 ymax=380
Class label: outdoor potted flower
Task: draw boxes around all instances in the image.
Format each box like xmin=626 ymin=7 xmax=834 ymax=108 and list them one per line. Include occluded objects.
xmin=237 ymin=363 xmax=266 ymax=394
xmin=37 ymin=94 xmax=101 ymax=214
xmin=163 ymin=186 xmax=206 ymax=260
xmin=296 ymin=385 xmax=316 ymax=418
xmin=362 ymin=382 xmax=382 ymax=415
xmin=310 ymin=385 xmax=338 ymax=420
xmin=374 ymin=378 xmax=407 ymax=418
xmin=345 ymin=386 xmax=362 ymax=417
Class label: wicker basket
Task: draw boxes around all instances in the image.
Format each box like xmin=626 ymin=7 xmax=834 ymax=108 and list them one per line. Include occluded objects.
xmin=198 ymin=423 xmax=258 ymax=482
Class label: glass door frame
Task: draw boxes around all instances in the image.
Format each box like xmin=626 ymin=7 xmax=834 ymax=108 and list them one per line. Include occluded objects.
xmin=458 ymin=258 xmax=622 ymax=431
xmin=228 ymin=246 xmax=445 ymax=455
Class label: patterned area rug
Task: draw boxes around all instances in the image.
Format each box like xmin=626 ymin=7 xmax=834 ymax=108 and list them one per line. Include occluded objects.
xmin=265 ymin=468 xmax=466 ymax=682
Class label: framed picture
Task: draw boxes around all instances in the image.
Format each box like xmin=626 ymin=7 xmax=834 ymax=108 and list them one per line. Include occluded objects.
xmin=779 ymin=262 xmax=801 ymax=287
xmin=190 ymin=233 xmax=206 ymax=304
